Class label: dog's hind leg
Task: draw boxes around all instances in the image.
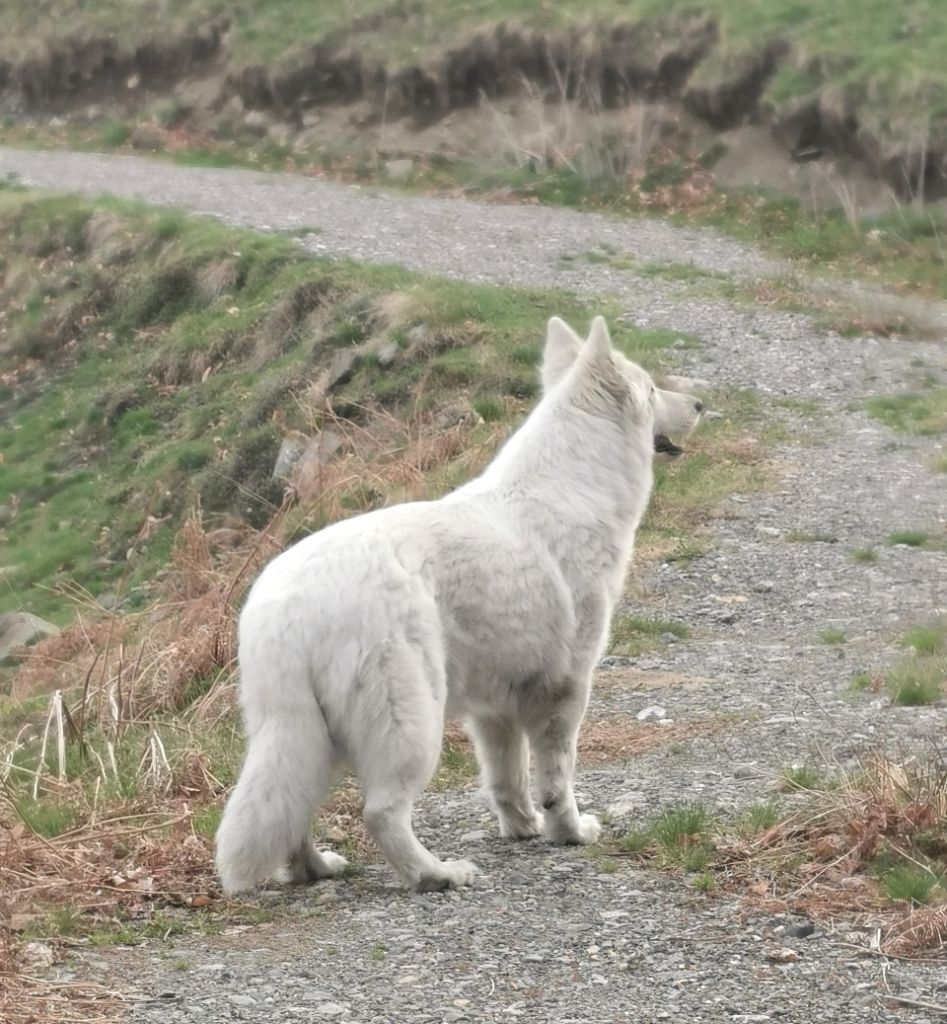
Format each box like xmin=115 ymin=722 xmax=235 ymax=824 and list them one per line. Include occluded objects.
xmin=355 ymin=643 xmax=478 ymax=892
xmin=526 ymin=680 xmax=600 ymax=846
xmin=469 ymin=715 xmax=543 ymax=839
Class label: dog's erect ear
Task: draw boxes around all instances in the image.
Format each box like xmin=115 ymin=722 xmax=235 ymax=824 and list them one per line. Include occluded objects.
xmin=542 ymin=316 xmax=583 ymax=392
xmin=581 ymin=316 xmax=613 ymax=368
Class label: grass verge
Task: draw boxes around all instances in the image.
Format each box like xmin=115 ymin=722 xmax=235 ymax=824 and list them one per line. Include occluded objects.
xmin=600 ymin=753 xmax=947 ymax=956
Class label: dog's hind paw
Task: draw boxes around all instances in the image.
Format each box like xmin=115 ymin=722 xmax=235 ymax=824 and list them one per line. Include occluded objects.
xmin=499 ymin=811 xmax=544 ymax=840
xmin=554 ymin=813 xmax=601 ymax=846
xmin=575 ymin=813 xmax=602 ymax=845
xmin=416 ymin=859 xmax=479 ymax=892
xmin=316 ymin=851 xmax=350 ymax=877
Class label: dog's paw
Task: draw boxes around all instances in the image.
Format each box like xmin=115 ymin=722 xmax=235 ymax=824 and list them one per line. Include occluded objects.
xmin=416 ymin=859 xmax=479 ymax=892
xmin=574 ymin=813 xmax=602 ymax=845
xmin=499 ymin=811 xmax=544 ymax=840
xmin=316 ymin=851 xmax=349 ymax=878
xmin=552 ymin=813 xmax=602 ymax=846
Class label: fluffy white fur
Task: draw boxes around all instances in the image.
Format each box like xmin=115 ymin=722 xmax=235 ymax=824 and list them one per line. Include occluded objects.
xmin=215 ymin=316 xmax=702 ymax=893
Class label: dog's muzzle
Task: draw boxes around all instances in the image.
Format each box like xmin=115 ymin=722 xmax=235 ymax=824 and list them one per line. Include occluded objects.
xmin=654 ymin=433 xmax=684 ymax=458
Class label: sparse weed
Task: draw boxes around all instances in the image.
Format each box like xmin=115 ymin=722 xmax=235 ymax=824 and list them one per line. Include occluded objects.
xmin=738 ymin=799 xmax=780 ymax=836
xmin=615 ymin=827 xmax=652 ymax=854
xmin=851 ymin=547 xmax=878 ymax=564
xmin=609 ymin=615 xmax=689 ymax=656
xmin=692 ymin=871 xmax=715 ymax=893
xmin=819 ymin=628 xmax=847 ymax=646
xmin=901 ymin=623 xmax=947 ymax=656
xmin=885 ymin=657 xmax=945 ymax=706
xmin=887 ymin=530 xmax=930 ymax=547
xmin=849 ymin=670 xmax=878 ymax=693
xmin=880 ymin=865 xmax=939 ymax=906
xmin=651 ymin=802 xmax=711 ymax=851
xmin=779 ymin=765 xmax=823 ymax=792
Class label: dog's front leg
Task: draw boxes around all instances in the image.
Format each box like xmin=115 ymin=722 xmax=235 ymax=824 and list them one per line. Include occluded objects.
xmin=527 ymin=681 xmax=600 ymax=845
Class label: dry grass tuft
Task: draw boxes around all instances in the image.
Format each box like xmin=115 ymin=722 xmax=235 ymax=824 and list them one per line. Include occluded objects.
xmin=291 ymin=400 xmax=502 ymax=520
xmin=195 ymin=258 xmax=239 ymax=301
xmin=12 ymin=617 xmax=128 ymax=701
xmin=718 ymin=754 xmax=947 ymax=957
xmin=0 ymin=937 xmax=121 ymax=1024
xmin=578 ymin=715 xmax=734 ymax=766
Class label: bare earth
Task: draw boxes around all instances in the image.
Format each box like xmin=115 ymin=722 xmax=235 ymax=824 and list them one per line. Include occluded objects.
xmin=2 ymin=147 xmax=946 ymax=1023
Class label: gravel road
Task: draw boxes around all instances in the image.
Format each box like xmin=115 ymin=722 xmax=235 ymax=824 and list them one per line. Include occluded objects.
xmin=3 ymin=147 xmax=945 ymax=1023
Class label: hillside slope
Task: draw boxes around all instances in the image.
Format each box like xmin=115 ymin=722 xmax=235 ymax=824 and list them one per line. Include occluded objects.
xmin=1 ymin=1 xmax=945 ymax=201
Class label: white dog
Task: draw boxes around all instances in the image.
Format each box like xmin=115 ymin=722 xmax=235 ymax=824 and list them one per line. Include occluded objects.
xmin=215 ymin=316 xmax=702 ymax=893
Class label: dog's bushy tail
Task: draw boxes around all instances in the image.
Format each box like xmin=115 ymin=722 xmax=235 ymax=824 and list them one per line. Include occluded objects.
xmin=215 ymin=637 xmax=332 ymax=895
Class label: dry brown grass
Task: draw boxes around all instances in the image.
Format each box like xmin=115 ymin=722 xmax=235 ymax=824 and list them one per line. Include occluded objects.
xmin=0 ymin=928 xmax=122 ymax=1024
xmin=578 ymin=715 xmax=735 ymax=766
xmin=714 ymin=754 xmax=947 ymax=957
xmin=290 ymin=400 xmax=504 ymax=521
xmin=11 ymin=618 xmax=129 ymax=701
xmin=594 ymin=666 xmax=714 ymax=694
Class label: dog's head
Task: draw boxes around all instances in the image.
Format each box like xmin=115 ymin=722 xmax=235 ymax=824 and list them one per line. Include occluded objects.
xmin=541 ymin=316 xmax=702 ymax=458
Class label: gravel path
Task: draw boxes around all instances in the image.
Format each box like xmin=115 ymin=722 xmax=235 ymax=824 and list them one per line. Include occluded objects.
xmin=4 ymin=148 xmax=946 ymax=1023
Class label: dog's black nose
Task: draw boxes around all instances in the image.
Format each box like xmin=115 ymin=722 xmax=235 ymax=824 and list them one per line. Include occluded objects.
xmin=694 ymin=400 xmax=703 ymax=413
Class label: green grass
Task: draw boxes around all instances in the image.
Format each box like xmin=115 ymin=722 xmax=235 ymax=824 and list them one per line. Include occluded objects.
xmin=902 ymin=622 xmax=947 ymax=656
xmin=737 ymin=799 xmax=780 ymax=836
xmin=779 ymin=765 xmax=824 ymax=792
xmin=885 ymin=657 xmax=945 ymax=706
xmin=432 ymin=737 xmax=479 ymax=790
xmin=819 ymin=628 xmax=847 ymax=646
xmin=879 ymin=865 xmax=940 ymax=906
xmin=651 ymin=803 xmax=711 ymax=850
xmin=692 ymin=871 xmax=715 ymax=893
xmin=608 ymin=615 xmax=690 ymax=656
xmin=887 ymin=530 xmax=932 ymax=548
xmin=849 ymin=670 xmax=877 ymax=693
xmin=14 ymin=798 xmax=79 ymax=837
xmin=851 ymin=546 xmax=878 ymax=564
xmin=615 ymin=827 xmax=652 ymax=854
xmin=611 ymin=802 xmax=715 ymax=872
xmin=866 ymin=389 xmax=947 ymax=437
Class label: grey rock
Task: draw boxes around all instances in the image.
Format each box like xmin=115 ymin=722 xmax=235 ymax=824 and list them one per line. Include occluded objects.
xmin=271 ymin=436 xmax=308 ymax=482
xmin=0 ymin=611 xmax=60 ymax=658
xmin=294 ymin=429 xmax=345 ymax=481
xmin=384 ymin=158 xmax=415 ymax=181
xmin=243 ymin=110 xmax=273 ymax=137
xmin=267 ymin=122 xmax=296 ymax=147
xmin=294 ymin=126 xmax=324 ymax=152
xmin=377 ymin=341 xmax=399 ymax=367
xmin=129 ymin=124 xmax=165 ymax=150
